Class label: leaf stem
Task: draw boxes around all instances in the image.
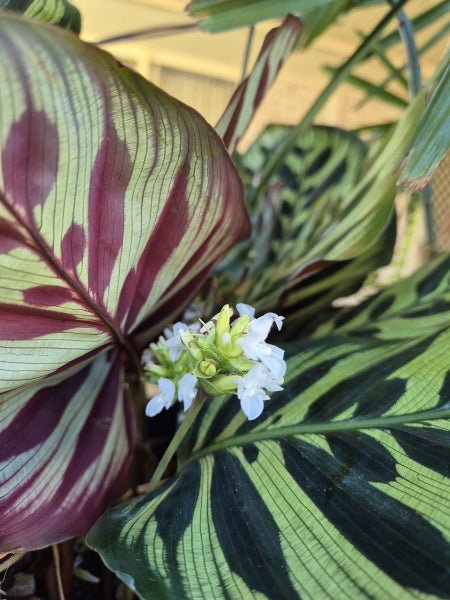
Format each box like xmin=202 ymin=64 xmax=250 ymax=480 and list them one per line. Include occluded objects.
xmin=147 ymin=389 xmax=206 ymax=493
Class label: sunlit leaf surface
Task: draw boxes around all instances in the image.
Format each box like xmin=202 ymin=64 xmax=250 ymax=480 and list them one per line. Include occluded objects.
xmin=0 ymin=15 xmax=249 ymax=551
xmin=88 ymin=255 xmax=450 ymax=599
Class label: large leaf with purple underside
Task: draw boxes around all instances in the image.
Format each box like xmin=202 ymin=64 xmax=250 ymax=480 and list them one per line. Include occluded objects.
xmin=0 ymin=15 xmax=249 ymax=551
xmin=0 ymin=0 xmax=80 ymax=33
xmin=216 ymin=14 xmax=302 ymax=155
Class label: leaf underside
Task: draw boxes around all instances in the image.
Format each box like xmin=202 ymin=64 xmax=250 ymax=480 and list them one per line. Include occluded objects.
xmin=88 ymin=255 xmax=450 ymax=600
xmin=216 ymin=14 xmax=302 ymax=155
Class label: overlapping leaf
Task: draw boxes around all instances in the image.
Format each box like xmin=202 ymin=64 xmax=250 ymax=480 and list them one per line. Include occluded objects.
xmin=0 ymin=15 xmax=249 ymax=551
xmin=216 ymin=124 xmax=396 ymax=332
xmin=88 ymin=254 xmax=450 ymax=599
xmin=0 ymin=0 xmax=80 ymax=32
xmin=399 ymin=55 xmax=450 ymax=191
xmin=216 ymin=14 xmax=302 ymax=155
xmin=315 ymin=254 xmax=450 ymax=340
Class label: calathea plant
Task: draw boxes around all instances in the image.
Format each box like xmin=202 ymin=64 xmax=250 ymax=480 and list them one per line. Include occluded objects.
xmin=1 ymin=0 xmax=449 ymax=598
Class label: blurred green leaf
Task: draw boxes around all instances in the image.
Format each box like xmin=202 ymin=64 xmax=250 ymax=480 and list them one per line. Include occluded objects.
xmin=216 ymin=89 xmax=427 ymax=330
xmin=216 ymin=124 xmax=390 ymax=332
xmin=0 ymin=0 xmax=81 ymax=33
xmin=188 ymin=0 xmax=332 ymax=32
xmin=399 ymin=56 xmax=450 ymax=192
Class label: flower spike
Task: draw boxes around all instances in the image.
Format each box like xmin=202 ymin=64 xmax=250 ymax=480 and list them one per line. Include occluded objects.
xmin=144 ymin=304 xmax=286 ymax=420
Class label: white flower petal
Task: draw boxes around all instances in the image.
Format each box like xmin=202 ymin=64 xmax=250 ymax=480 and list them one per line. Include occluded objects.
xmin=164 ymin=322 xmax=189 ymax=361
xmin=247 ymin=314 xmax=274 ymax=342
xmin=236 ymin=364 xmax=275 ymax=420
xmin=240 ymin=392 xmax=265 ymax=421
xmin=236 ymin=303 xmax=255 ymax=319
xmin=145 ymin=377 xmax=175 ymax=417
xmin=258 ymin=344 xmax=286 ymax=379
xmin=265 ymin=312 xmax=284 ymax=330
xmin=177 ymin=373 xmax=198 ymax=411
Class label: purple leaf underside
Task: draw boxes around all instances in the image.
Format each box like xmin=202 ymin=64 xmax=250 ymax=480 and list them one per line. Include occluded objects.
xmin=216 ymin=14 xmax=302 ymax=154
xmin=0 ymin=15 xmax=249 ymax=551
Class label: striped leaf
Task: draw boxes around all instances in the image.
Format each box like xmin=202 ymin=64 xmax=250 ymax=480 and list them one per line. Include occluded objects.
xmin=216 ymin=14 xmax=302 ymax=154
xmin=0 ymin=0 xmax=80 ymax=32
xmin=217 ymin=125 xmax=395 ymax=332
xmin=0 ymin=15 xmax=249 ymax=551
xmin=87 ymin=254 xmax=450 ymax=599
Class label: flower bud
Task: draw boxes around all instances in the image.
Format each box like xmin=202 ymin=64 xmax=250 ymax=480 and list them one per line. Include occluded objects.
xmin=199 ymin=360 xmax=217 ymax=377
xmin=215 ymin=304 xmax=232 ymax=345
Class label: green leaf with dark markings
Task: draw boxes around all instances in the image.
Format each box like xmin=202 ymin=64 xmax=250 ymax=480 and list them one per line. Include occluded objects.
xmin=217 ymin=124 xmax=396 ymax=334
xmin=0 ymin=0 xmax=81 ymax=33
xmin=88 ymin=254 xmax=450 ymax=600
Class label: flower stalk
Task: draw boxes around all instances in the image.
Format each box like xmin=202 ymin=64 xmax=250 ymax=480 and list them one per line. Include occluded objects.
xmin=147 ymin=388 xmax=206 ymax=493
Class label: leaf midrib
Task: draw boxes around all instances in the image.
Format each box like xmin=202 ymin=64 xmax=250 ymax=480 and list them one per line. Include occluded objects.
xmin=185 ymin=406 xmax=450 ymax=464
xmin=0 ymin=189 xmax=142 ymax=373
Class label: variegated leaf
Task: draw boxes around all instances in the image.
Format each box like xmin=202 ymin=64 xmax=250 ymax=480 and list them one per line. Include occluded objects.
xmin=87 ymin=255 xmax=450 ymax=599
xmin=314 ymin=253 xmax=450 ymax=340
xmin=0 ymin=15 xmax=249 ymax=551
xmin=217 ymin=80 xmax=431 ymax=331
xmin=217 ymin=125 xmax=396 ymax=333
xmin=0 ymin=0 xmax=80 ymax=32
xmin=216 ymin=14 xmax=302 ymax=154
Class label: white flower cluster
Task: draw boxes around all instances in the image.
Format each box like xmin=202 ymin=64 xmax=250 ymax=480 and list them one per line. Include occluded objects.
xmin=145 ymin=304 xmax=286 ymax=421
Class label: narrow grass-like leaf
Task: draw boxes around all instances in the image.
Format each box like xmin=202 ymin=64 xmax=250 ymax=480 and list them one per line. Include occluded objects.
xmin=0 ymin=0 xmax=81 ymax=32
xmin=216 ymin=14 xmax=302 ymax=154
xmin=0 ymin=15 xmax=249 ymax=551
xmin=88 ymin=256 xmax=450 ymax=599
